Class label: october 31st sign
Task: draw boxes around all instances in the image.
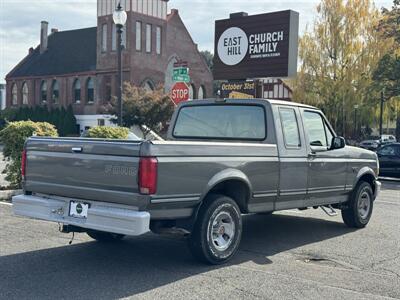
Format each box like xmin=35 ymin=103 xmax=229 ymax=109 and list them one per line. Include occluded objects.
xmin=213 ymin=10 xmax=299 ymax=80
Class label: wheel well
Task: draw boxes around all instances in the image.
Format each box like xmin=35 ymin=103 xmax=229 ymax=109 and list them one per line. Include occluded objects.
xmin=358 ymin=173 xmax=375 ymax=194
xmin=206 ymin=179 xmax=250 ymax=213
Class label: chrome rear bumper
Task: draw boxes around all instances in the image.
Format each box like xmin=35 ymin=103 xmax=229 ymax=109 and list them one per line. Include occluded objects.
xmin=12 ymin=194 xmax=150 ymax=236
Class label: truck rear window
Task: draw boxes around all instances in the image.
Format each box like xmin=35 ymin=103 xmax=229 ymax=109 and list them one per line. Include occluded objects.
xmin=173 ymin=105 xmax=266 ymax=140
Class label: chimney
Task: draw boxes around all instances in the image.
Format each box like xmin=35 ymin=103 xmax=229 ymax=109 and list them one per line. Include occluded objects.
xmin=40 ymin=21 xmax=48 ymax=54
xmin=51 ymin=28 xmax=58 ymax=34
xmin=28 ymin=47 xmax=34 ymax=55
xmin=230 ymin=12 xmax=248 ymax=19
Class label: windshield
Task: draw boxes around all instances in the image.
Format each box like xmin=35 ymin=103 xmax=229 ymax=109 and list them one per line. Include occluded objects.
xmin=173 ymin=105 xmax=266 ymax=140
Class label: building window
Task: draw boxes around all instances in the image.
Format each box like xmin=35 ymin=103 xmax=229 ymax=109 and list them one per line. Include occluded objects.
xmin=11 ymin=83 xmax=17 ymax=105
xmin=73 ymin=79 xmax=81 ymax=103
xmin=22 ymin=82 xmax=28 ymax=105
xmin=51 ymin=80 xmax=59 ymax=103
xmin=156 ymin=26 xmax=161 ymax=54
xmin=40 ymin=81 xmax=47 ymax=103
xmin=198 ymin=85 xmax=205 ymax=99
xmin=102 ymin=24 xmax=107 ymax=52
xmin=136 ymin=21 xmax=142 ymax=51
xmin=146 ymin=24 xmax=152 ymax=53
xmin=142 ymin=80 xmax=154 ymax=92
xmin=87 ymin=78 xmax=94 ymax=103
xmin=112 ymin=24 xmax=116 ymax=51
xmin=189 ymin=84 xmax=196 ymax=100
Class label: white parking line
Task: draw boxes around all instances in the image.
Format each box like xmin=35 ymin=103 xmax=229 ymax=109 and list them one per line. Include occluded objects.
xmin=0 ymin=201 xmax=12 ymax=206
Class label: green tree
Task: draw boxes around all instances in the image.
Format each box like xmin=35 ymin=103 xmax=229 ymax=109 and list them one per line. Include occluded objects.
xmin=103 ymin=83 xmax=174 ymax=138
xmin=292 ymin=0 xmax=392 ymax=138
xmin=0 ymin=121 xmax=58 ymax=187
xmin=200 ymin=50 xmax=214 ymax=71
xmin=373 ymin=0 xmax=400 ymax=139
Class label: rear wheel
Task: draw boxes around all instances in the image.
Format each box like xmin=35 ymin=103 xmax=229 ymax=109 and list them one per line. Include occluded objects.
xmin=86 ymin=230 xmax=125 ymax=242
xmin=188 ymin=194 xmax=242 ymax=265
xmin=341 ymin=181 xmax=373 ymax=228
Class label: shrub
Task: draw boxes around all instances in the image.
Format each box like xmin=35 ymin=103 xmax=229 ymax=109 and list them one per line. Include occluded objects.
xmin=0 ymin=121 xmax=58 ymax=188
xmin=85 ymin=126 xmax=129 ymax=139
xmin=0 ymin=105 xmax=77 ymax=136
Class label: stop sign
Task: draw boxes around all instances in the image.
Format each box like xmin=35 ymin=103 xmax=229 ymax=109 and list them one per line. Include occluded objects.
xmin=171 ymin=82 xmax=190 ymax=106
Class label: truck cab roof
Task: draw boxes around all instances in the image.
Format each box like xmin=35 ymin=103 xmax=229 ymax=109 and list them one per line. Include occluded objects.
xmin=181 ymin=98 xmax=318 ymax=110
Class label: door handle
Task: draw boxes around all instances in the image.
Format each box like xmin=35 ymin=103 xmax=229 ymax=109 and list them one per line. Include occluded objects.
xmin=71 ymin=147 xmax=82 ymax=153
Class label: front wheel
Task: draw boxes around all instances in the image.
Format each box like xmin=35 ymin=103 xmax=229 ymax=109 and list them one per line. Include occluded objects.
xmin=341 ymin=181 xmax=374 ymax=228
xmin=188 ymin=194 xmax=242 ymax=265
xmin=86 ymin=230 xmax=125 ymax=242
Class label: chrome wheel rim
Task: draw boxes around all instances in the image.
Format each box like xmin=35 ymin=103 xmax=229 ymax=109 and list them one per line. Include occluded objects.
xmin=358 ymin=190 xmax=371 ymax=220
xmin=210 ymin=211 xmax=235 ymax=251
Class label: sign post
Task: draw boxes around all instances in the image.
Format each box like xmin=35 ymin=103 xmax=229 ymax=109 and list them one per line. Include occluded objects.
xmin=171 ymin=82 xmax=190 ymax=106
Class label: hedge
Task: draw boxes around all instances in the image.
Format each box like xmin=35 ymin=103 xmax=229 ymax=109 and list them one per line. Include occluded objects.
xmin=85 ymin=126 xmax=129 ymax=139
xmin=0 ymin=105 xmax=77 ymax=136
xmin=0 ymin=121 xmax=58 ymax=188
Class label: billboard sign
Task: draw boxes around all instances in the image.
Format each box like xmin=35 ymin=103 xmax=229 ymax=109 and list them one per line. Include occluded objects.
xmin=214 ymin=10 xmax=299 ymax=80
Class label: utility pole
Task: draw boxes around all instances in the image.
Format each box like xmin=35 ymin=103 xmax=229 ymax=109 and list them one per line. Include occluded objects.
xmin=379 ymin=90 xmax=384 ymax=137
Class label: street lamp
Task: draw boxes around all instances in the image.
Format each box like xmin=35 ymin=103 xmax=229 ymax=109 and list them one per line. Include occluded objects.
xmin=113 ymin=2 xmax=127 ymax=126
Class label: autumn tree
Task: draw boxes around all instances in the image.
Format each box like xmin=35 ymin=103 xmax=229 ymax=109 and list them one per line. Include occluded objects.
xmin=373 ymin=0 xmax=400 ymax=139
xmin=103 ymin=83 xmax=175 ymax=138
xmin=292 ymin=0 xmax=392 ymax=138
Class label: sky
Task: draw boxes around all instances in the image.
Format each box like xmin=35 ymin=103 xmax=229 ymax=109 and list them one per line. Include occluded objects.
xmin=0 ymin=0 xmax=394 ymax=83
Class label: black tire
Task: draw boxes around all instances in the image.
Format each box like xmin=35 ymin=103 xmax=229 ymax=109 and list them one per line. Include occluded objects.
xmin=188 ymin=194 xmax=242 ymax=265
xmin=341 ymin=181 xmax=374 ymax=228
xmin=86 ymin=230 xmax=125 ymax=242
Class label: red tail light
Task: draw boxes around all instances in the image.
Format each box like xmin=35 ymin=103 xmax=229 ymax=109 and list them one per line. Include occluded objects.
xmin=138 ymin=157 xmax=158 ymax=195
xmin=21 ymin=149 xmax=27 ymax=178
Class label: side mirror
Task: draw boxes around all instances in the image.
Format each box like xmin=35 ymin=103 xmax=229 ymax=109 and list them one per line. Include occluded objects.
xmin=330 ymin=136 xmax=346 ymax=150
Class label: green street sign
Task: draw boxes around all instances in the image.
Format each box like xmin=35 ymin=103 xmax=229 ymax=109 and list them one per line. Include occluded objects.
xmin=173 ymin=74 xmax=191 ymax=83
xmin=173 ymin=67 xmax=189 ymax=76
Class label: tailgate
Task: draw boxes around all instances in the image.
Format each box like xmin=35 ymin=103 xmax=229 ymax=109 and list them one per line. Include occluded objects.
xmin=24 ymin=137 xmax=143 ymax=206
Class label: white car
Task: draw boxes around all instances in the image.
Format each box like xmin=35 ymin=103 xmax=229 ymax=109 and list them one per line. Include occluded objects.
xmin=380 ymin=135 xmax=397 ymax=144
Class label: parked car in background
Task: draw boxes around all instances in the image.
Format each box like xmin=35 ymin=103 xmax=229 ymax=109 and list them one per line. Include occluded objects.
xmin=380 ymin=134 xmax=397 ymax=145
xmin=377 ymin=143 xmax=400 ymax=178
xmin=359 ymin=140 xmax=380 ymax=151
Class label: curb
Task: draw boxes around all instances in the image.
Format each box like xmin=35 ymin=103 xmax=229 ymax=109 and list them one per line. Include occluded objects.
xmin=0 ymin=189 xmax=22 ymax=201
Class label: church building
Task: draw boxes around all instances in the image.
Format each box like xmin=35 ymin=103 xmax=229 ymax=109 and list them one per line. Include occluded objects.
xmin=5 ymin=0 xmax=213 ymax=131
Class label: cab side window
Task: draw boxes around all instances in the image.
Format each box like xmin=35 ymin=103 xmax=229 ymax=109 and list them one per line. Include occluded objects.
xmin=279 ymin=108 xmax=301 ymax=148
xmin=303 ymin=111 xmax=328 ymax=147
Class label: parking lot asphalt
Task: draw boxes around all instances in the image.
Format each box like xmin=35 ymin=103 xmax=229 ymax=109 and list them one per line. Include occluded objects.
xmin=0 ymin=179 xmax=399 ymax=300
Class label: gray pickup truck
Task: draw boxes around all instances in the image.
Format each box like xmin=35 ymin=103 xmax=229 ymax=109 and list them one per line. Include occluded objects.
xmin=13 ymin=99 xmax=381 ymax=264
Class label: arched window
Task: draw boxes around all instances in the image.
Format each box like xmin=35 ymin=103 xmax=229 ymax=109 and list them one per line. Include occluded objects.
xmin=189 ymin=84 xmax=196 ymax=100
xmin=51 ymin=80 xmax=59 ymax=103
xmin=198 ymin=85 xmax=206 ymax=100
xmin=22 ymin=82 xmax=28 ymax=105
xmin=142 ymin=80 xmax=155 ymax=92
xmin=11 ymin=83 xmax=17 ymax=105
xmin=40 ymin=81 xmax=47 ymax=103
xmin=87 ymin=78 xmax=94 ymax=103
xmin=73 ymin=79 xmax=81 ymax=103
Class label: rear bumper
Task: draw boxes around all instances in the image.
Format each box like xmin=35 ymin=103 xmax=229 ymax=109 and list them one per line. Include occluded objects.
xmin=374 ymin=180 xmax=381 ymax=199
xmin=12 ymin=194 xmax=150 ymax=236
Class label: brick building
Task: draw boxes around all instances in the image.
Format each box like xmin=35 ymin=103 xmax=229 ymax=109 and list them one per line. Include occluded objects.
xmin=5 ymin=0 xmax=213 ymax=131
